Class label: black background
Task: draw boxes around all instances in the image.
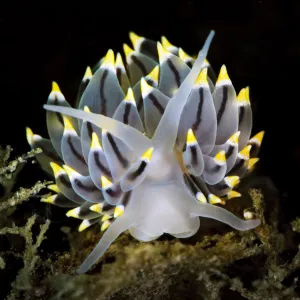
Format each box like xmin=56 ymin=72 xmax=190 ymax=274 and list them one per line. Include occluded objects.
xmin=1 ymin=0 xmax=300 ymax=298
xmin=1 ymin=0 xmax=300 ymax=250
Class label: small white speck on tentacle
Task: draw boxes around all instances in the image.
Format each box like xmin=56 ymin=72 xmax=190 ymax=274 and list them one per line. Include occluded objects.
xmin=151 ymin=30 xmax=215 ymax=153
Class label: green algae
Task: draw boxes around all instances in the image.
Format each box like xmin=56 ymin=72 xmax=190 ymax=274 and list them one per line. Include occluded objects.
xmin=1 ymin=147 xmax=300 ymax=300
xmin=291 ymin=218 xmax=300 ymax=233
xmin=1 ymin=215 xmax=50 ymax=300
xmin=0 ymin=256 xmax=5 ymax=270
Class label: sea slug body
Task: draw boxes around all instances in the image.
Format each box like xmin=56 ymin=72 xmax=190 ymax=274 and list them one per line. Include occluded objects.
xmin=26 ymin=30 xmax=264 ymax=274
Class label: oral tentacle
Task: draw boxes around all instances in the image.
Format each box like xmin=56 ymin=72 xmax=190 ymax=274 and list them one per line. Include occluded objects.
xmin=43 ymin=105 xmax=152 ymax=156
xmin=191 ymin=201 xmax=260 ymax=231
xmin=152 ymin=30 xmax=215 ymax=153
xmin=77 ymin=213 xmax=135 ymax=274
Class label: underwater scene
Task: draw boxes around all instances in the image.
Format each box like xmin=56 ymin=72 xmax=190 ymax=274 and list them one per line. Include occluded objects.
xmin=1 ymin=1 xmax=300 ymax=299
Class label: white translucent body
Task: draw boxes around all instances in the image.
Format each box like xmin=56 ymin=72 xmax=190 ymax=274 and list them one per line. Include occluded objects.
xmin=127 ymin=152 xmax=200 ymax=239
xmin=73 ymin=149 xmax=259 ymax=274
xmin=124 ymin=151 xmax=258 ymax=241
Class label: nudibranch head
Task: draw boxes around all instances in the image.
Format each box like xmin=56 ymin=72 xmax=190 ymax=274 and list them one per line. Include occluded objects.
xmin=27 ymin=30 xmax=264 ymax=274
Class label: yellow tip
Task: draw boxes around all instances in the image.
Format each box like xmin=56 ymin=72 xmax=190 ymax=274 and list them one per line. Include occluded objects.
xmin=102 ymin=49 xmax=115 ymax=67
xmin=101 ymin=176 xmax=112 ymax=189
xmin=216 ymin=65 xmax=231 ymax=84
xmin=26 ymin=127 xmax=34 ymax=146
xmin=63 ymin=164 xmax=76 ymax=177
xmin=224 ymin=176 xmax=240 ymax=188
xmin=228 ymin=131 xmax=241 ymax=145
xmin=129 ymin=31 xmax=143 ymax=50
xmin=83 ymin=106 xmax=90 ymax=113
xmin=161 ymin=36 xmax=175 ymax=51
xmin=178 ymin=48 xmax=192 ymax=62
xmin=248 ymin=158 xmax=259 ymax=170
xmin=249 ymin=131 xmax=265 ymax=145
xmin=214 ymin=150 xmax=226 ymax=164
xmin=237 ymin=87 xmax=250 ymax=105
xmin=226 ymin=190 xmax=241 ymax=200
xmin=239 ymin=145 xmax=252 ymax=160
xmin=49 ymin=162 xmax=64 ymax=177
xmin=186 ymin=129 xmax=197 ymax=145
xmin=41 ymin=195 xmax=57 ymax=204
xmin=83 ymin=66 xmax=93 ymax=81
xmin=101 ymin=220 xmax=111 ymax=231
xmin=140 ymin=77 xmax=153 ymax=97
xmin=157 ymin=42 xmax=170 ymax=62
xmin=47 ymin=184 xmax=60 ymax=193
xmin=63 ymin=116 xmax=75 ymax=131
xmin=195 ymin=67 xmax=208 ymax=85
xmin=78 ymin=220 xmax=91 ymax=232
xmin=237 ymin=88 xmax=246 ymax=102
xmin=203 ymin=58 xmax=210 ymax=67
xmin=245 ymin=86 xmax=250 ymax=101
xmin=101 ymin=214 xmax=111 ymax=222
xmin=196 ymin=192 xmax=207 ymax=203
xmin=142 ymin=147 xmax=154 ymax=161
xmin=115 ymin=53 xmax=125 ymax=69
xmin=123 ymin=43 xmax=134 ymax=57
xmin=146 ymin=65 xmax=160 ymax=83
xmin=52 ymin=81 xmax=61 ymax=93
xmin=208 ymin=194 xmax=223 ymax=205
xmin=124 ymin=87 xmax=135 ymax=104
xmin=91 ymin=132 xmax=102 ymax=150
xmin=90 ymin=203 xmax=103 ymax=213
xmin=66 ymin=207 xmax=81 ymax=218
xmin=114 ymin=205 xmax=125 ymax=218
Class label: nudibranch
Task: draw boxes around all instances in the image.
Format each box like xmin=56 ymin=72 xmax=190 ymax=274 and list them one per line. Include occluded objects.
xmin=26 ymin=30 xmax=264 ymax=274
